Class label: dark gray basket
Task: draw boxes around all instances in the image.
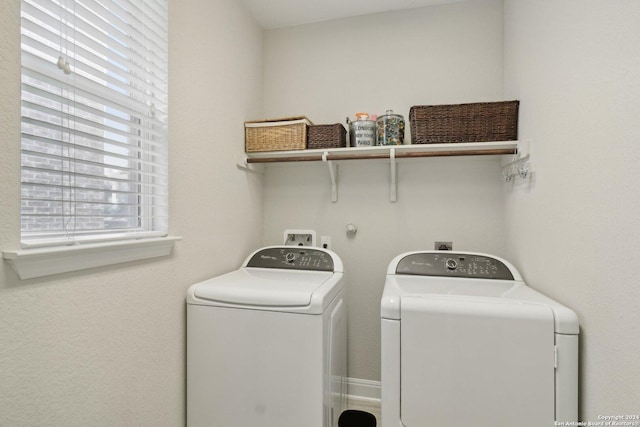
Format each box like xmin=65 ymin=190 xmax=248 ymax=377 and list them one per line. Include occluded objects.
xmin=307 ymin=123 xmax=347 ymax=149
xmin=410 ymin=100 xmax=519 ymax=143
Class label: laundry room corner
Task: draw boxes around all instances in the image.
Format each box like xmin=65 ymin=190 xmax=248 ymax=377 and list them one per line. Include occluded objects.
xmin=3 ymin=0 xmax=639 ymax=425
xmin=503 ymin=0 xmax=640 ymax=419
xmin=260 ymin=0 xmax=508 ymax=384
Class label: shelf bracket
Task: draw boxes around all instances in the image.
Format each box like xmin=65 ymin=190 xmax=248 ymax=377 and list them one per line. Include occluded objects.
xmin=322 ymin=151 xmax=338 ymax=202
xmin=236 ymin=154 xmax=264 ymax=174
xmin=389 ymin=148 xmax=397 ymax=202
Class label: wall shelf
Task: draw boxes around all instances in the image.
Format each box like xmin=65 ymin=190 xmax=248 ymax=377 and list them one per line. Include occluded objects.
xmin=241 ymin=141 xmax=519 ymax=203
xmin=244 ymin=141 xmax=518 ymax=163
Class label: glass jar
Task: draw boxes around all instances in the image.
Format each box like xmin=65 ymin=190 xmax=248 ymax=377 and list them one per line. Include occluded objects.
xmin=377 ymin=109 xmax=405 ymax=146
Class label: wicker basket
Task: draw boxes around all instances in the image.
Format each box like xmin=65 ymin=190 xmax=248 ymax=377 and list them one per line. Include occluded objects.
xmin=307 ymin=124 xmax=347 ymax=149
xmin=245 ymin=116 xmax=312 ymax=152
xmin=409 ymin=101 xmax=519 ymax=144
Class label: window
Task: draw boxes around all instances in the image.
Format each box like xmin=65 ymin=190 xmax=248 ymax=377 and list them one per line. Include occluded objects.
xmin=20 ymin=0 xmax=168 ymax=248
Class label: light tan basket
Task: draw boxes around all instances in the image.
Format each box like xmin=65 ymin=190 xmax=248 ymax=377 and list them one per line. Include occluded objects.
xmin=245 ymin=116 xmax=313 ymax=152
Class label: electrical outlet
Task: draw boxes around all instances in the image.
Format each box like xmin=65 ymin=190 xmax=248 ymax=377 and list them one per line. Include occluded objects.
xmin=435 ymin=241 xmax=453 ymax=251
xmin=320 ymin=236 xmax=331 ymax=250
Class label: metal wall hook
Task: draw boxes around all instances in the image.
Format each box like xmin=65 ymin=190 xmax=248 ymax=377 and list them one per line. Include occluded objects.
xmin=517 ymin=161 xmax=530 ymax=179
xmin=502 ymin=153 xmax=531 ymax=183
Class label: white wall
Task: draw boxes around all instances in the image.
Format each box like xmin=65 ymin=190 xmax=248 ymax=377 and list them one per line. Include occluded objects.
xmin=262 ymin=0 xmax=506 ymax=381
xmin=0 ymin=0 xmax=264 ymax=425
xmin=503 ymin=0 xmax=640 ymax=420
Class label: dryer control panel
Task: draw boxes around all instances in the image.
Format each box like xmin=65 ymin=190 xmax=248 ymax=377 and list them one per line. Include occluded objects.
xmin=246 ymin=247 xmax=334 ymax=271
xmin=396 ymin=252 xmax=514 ymax=280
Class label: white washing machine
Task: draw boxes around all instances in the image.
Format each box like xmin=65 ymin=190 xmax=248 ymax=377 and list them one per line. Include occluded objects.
xmin=380 ymin=251 xmax=579 ymax=427
xmin=187 ymin=246 xmax=346 ymax=427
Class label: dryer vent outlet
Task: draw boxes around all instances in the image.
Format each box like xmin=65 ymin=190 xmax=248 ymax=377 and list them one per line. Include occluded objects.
xmin=284 ymin=230 xmax=317 ymax=247
xmin=435 ymin=241 xmax=453 ymax=251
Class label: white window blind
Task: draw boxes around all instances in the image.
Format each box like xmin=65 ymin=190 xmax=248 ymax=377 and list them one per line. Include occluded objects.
xmin=20 ymin=0 xmax=169 ymax=248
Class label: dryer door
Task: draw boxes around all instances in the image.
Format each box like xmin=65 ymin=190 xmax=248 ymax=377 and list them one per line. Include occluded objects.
xmin=400 ymin=296 xmax=555 ymax=427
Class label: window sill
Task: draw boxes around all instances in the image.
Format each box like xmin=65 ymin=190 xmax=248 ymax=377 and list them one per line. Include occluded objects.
xmin=3 ymin=236 xmax=182 ymax=280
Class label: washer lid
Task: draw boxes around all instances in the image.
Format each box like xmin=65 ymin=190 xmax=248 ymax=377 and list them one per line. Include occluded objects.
xmin=192 ymin=268 xmax=336 ymax=307
xmin=391 ymin=275 xmax=521 ymax=298
xmin=381 ymin=276 xmax=579 ymax=335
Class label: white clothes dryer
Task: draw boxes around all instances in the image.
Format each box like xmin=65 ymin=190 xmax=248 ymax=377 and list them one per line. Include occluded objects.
xmin=187 ymin=246 xmax=347 ymax=427
xmin=380 ymin=251 xmax=579 ymax=427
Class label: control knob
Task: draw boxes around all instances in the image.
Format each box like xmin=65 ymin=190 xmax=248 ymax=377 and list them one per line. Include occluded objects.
xmin=446 ymin=258 xmax=458 ymax=270
xmin=285 ymin=252 xmax=296 ymax=263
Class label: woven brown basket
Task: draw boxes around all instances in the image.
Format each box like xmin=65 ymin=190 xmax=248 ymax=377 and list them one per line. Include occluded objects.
xmin=245 ymin=116 xmax=312 ymax=152
xmin=409 ymin=101 xmax=519 ymax=144
xmin=307 ymin=124 xmax=347 ymax=149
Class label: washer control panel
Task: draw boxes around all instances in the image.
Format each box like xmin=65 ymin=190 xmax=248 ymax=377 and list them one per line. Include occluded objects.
xmin=396 ymin=252 xmax=514 ymax=280
xmin=247 ymin=247 xmax=334 ymax=272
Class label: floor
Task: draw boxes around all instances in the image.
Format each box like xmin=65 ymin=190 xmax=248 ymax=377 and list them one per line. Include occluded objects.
xmin=346 ymin=397 xmax=381 ymax=425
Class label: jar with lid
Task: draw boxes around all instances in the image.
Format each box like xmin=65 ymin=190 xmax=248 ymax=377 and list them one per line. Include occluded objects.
xmin=348 ymin=112 xmax=377 ymax=147
xmin=377 ymin=110 xmax=405 ymax=146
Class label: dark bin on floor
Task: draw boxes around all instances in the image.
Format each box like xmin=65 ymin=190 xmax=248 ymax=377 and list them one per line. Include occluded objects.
xmin=338 ymin=410 xmax=376 ymax=427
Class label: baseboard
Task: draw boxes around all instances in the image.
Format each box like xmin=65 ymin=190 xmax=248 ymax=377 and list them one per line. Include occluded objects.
xmin=346 ymin=377 xmax=381 ymax=402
